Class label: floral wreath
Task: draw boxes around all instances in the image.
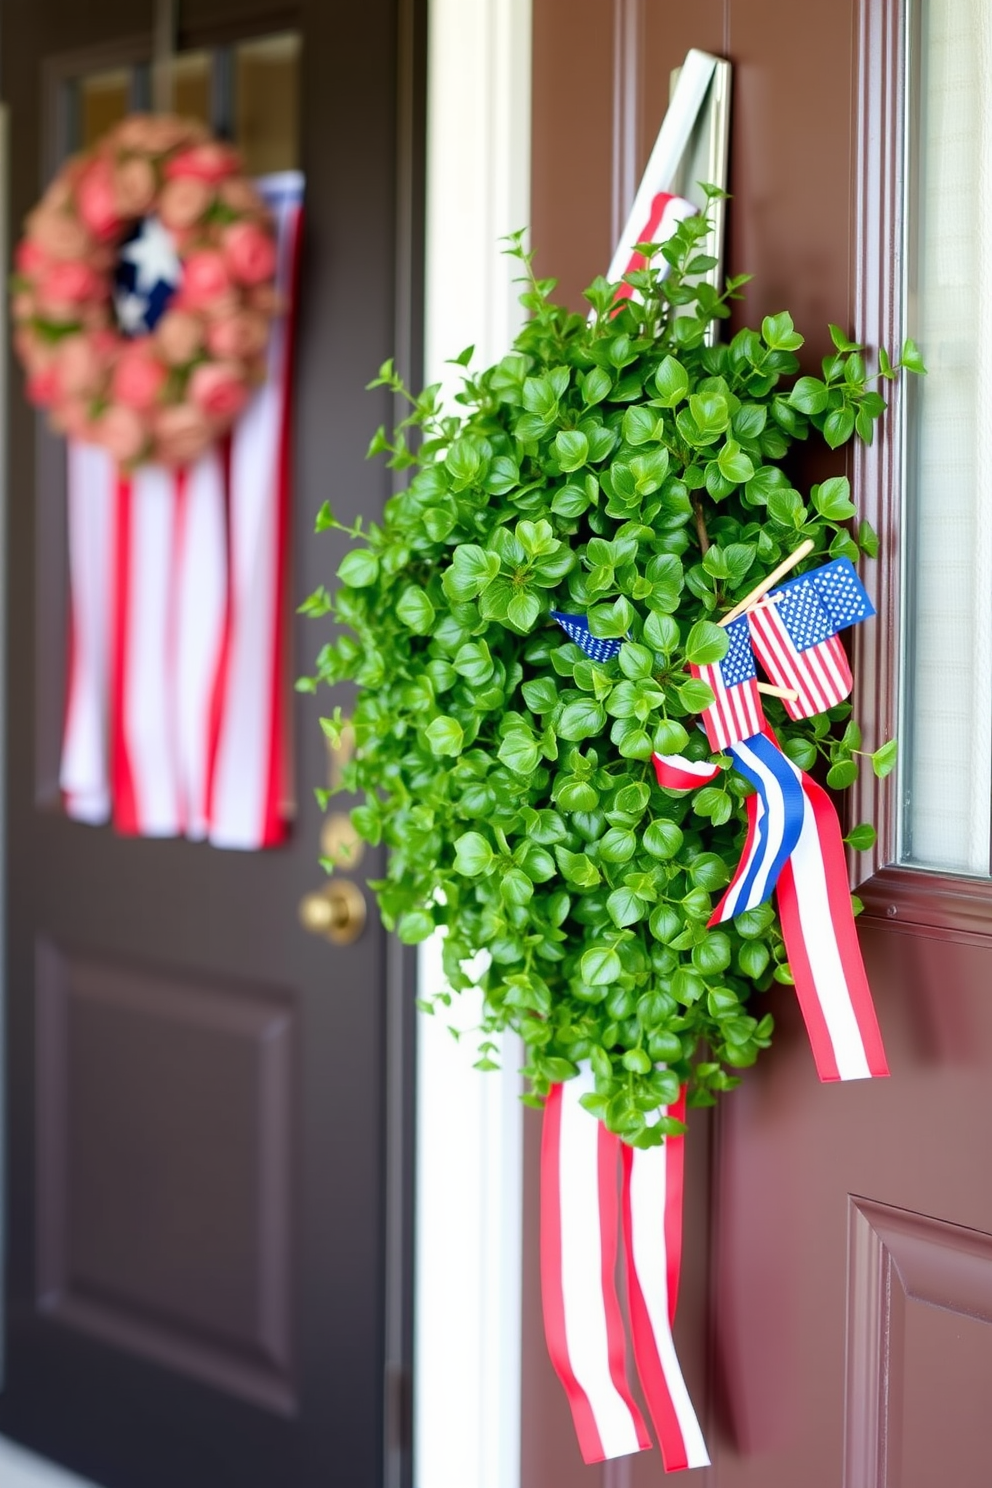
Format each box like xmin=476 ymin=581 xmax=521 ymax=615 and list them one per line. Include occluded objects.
xmin=10 ymin=114 xmax=280 ymax=467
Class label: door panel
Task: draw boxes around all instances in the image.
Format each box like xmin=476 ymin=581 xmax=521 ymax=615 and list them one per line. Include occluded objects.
xmin=0 ymin=3 xmax=423 ymax=1485
xmin=528 ymin=2 xmax=992 ymax=1484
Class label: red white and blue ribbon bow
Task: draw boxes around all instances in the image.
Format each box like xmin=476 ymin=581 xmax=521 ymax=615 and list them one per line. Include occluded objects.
xmin=709 ymin=729 xmax=806 ymax=922
xmin=541 ymin=1069 xmax=709 ymax=1470
xmin=653 ymin=720 xmax=889 ymax=1083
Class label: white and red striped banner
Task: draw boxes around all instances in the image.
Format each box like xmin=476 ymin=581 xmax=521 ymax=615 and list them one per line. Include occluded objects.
xmin=541 ymin=1069 xmax=708 ymax=1469
xmin=59 ymin=170 xmax=303 ymax=850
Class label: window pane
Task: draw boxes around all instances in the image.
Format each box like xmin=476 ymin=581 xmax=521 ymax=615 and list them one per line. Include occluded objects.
xmin=901 ymin=0 xmax=992 ymax=874
xmin=79 ymin=69 xmax=131 ymax=148
xmin=235 ymin=33 xmax=300 ymax=175
xmin=171 ymin=51 xmax=212 ymax=130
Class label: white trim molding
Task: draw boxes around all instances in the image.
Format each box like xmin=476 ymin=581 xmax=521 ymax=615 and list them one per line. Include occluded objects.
xmin=415 ymin=4 xmax=532 ymax=1487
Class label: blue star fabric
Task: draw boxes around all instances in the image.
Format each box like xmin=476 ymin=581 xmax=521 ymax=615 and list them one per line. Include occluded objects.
xmin=113 ymin=215 xmax=183 ymax=337
xmin=551 ymin=611 xmax=623 ymax=662
xmin=720 ymin=614 xmax=758 ymax=683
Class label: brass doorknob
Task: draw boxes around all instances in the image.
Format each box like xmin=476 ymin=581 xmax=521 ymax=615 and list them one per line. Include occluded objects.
xmin=298 ymin=879 xmax=367 ymax=945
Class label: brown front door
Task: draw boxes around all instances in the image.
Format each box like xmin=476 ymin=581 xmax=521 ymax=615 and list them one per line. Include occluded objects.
xmin=524 ymin=3 xmax=992 ymax=1485
xmin=0 ymin=3 xmax=422 ymax=1485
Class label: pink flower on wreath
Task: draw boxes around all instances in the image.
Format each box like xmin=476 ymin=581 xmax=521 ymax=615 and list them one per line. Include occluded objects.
xmin=58 ymin=334 xmax=107 ymax=397
xmin=112 ymin=345 xmax=168 ymax=410
xmin=25 ymin=207 xmax=90 ymax=262
xmin=53 ymin=396 xmax=97 ymax=441
xmin=206 ymin=309 xmax=268 ymax=360
xmin=155 ymin=402 xmax=212 ymax=465
xmin=158 ymin=176 xmax=213 ymax=232
xmin=15 ymin=238 xmax=49 ymax=277
xmin=26 ymin=363 xmax=61 ymax=406
xmin=188 ymin=361 xmax=250 ymax=421
xmin=219 ymin=178 xmax=265 ymax=215
xmin=114 ymin=115 xmax=205 ymax=154
xmin=77 ymin=159 xmax=121 ymax=241
xmin=40 ymin=260 xmax=102 ymax=305
xmin=98 ymin=404 xmax=147 ymax=464
xmin=14 ymin=326 xmax=48 ymax=374
xmin=113 ymin=156 xmax=156 ymax=218
xmin=180 ymin=249 xmax=231 ymax=308
xmin=166 ymin=142 xmax=240 ymax=184
xmin=223 ymin=221 xmax=277 ymax=286
xmin=250 ymin=282 xmax=284 ymax=316
xmin=156 ymin=309 xmax=205 ymax=365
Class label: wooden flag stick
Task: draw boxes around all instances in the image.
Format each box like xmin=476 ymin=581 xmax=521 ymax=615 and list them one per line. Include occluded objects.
xmin=718 ymin=538 xmax=815 ymax=628
xmin=757 ymin=681 xmax=799 ymax=701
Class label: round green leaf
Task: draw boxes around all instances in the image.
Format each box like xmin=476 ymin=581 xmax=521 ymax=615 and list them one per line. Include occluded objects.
xmin=397 ymin=909 xmax=436 ymax=944
xmin=555 ymin=429 xmax=590 ymax=472
xmin=337 ymin=549 xmax=380 ymax=588
xmin=558 ymin=699 xmax=606 ymax=741
xmin=653 ymin=356 xmax=690 ymax=407
xmin=425 ymin=715 xmax=465 ymax=756
xmin=580 ymin=945 xmax=622 ymax=987
xmin=826 ymin=758 xmax=858 ymax=789
xmin=684 ymin=620 xmax=729 ymax=666
xmin=506 ymin=588 xmax=542 ymax=632
xmin=396 ymin=585 xmax=435 ymax=632
xmin=498 ymin=732 xmax=541 ymax=775
xmin=453 ymin=831 xmax=494 ymax=875
xmin=643 ymin=820 xmax=684 ymax=859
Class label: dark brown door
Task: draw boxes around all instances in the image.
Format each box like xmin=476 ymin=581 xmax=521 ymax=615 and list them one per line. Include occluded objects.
xmin=524 ymin=3 xmax=992 ymax=1486
xmin=0 ymin=3 xmax=422 ymax=1486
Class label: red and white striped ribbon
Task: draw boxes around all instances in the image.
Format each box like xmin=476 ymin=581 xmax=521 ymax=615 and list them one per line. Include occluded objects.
xmin=611 ymin=190 xmax=697 ymax=306
xmin=111 ymin=462 xmax=183 ymax=835
xmin=541 ymin=1068 xmax=707 ymax=1467
xmin=621 ymin=1090 xmax=710 ymax=1472
xmin=771 ymin=732 xmax=889 ymax=1080
xmin=207 ymin=171 xmax=301 ymax=848
xmin=61 ymin=441 xmax=115 ymax=823
xmin=60 ymin=171 xmax=302 ymax=849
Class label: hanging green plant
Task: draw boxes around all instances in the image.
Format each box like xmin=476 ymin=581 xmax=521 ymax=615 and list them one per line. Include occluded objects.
xmin=301 ymin=200 xmax=923 ymax=1145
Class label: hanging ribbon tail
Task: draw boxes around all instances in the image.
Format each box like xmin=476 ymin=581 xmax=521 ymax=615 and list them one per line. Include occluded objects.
xmin=652 ymin=752 xmax=720 ymax=792
xmin=621 ymin=1092 xmax=710 ymax=1473
xmin=207 ymin=170 xmax=302 ymax=849
xmin=744 ymin=725 xmax=888 ymax=1080
xmin=709 ymin=731 xmax=806 ymax=924
xmin=61 ymin=441 xmax=116 ymax=824
xmin=540 ymin=1073 xmax=652 ymax=1464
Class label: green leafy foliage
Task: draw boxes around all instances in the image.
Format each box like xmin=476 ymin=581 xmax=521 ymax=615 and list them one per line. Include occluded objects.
xmin=304 ymin=215 xmax=918 ymax=1145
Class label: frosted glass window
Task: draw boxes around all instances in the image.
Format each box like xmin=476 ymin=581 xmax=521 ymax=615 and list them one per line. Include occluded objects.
xmin=901 ymin=0 xmax=992 ymax=873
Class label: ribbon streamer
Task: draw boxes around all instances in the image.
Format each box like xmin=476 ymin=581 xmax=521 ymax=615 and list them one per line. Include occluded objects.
xmin=709 ymin=730 xmax=805 ymax=923
xmin=541 ymin=1069 xmax=708 ymax=1468
xmin=652 ymin=725 xmax=888 ymax=1083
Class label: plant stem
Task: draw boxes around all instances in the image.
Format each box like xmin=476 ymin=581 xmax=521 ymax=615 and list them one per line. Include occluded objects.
xmin=692 ymin=493 xmax=711 ymax=554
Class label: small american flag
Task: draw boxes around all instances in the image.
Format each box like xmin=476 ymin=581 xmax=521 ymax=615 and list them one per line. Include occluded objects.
xmin=691 ymin=615 xmax=764 ymax=750
xmin=747 ymin=558 xmax=874 ymax=721
xmin=551 ymin=611 xmax=623 ymax=663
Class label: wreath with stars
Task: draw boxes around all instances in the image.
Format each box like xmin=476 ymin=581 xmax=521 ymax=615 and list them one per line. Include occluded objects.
xmin=10 ymin=114 xmax=280 ymax=467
